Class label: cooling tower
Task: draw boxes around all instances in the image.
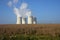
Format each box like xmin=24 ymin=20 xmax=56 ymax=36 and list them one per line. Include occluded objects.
xmin=33 ymin=17 xmax=37 ymax=24
xmin=16 ymin=17 xmax=22 ymax=24
xmin=28 ymin=16 xmax=33 ymax=24
xmin=22 ymin=17 xmax=26 ymax=24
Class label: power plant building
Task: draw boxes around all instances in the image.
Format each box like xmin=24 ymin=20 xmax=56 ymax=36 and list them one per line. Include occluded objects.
xmin=16 ymin=17 xmax=22 ymax=24
xmin=33 ymin=17 xmax=37 ymax=24
xmin=22 ymin=17 xmax=26 ymax=24
xmin=16 ymin=16 xmax=37 ymax=24
xmin=28 ymin=16 xmax=33 ymax=24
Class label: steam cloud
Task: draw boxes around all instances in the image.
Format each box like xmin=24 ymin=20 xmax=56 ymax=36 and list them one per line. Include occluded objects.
xmin=20 ymin=3 xmax=28 ymax=9
xmin=13 ymin=0 xmax=18 ymax=4
xmin=7 ymin=1 xmax=12 ymax=7
xmin=7 ymin=0 xmax=32 ymax=17
xmin=19 ymin=2 xmax=32 ymax=17
xmin=26 ymin=10 xmax=32 ymax=16
xmin=14 ymin=7 xmax=21 ymax=17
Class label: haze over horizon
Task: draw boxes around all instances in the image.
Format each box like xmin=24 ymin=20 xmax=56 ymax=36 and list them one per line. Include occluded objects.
xmin=0 ymin=0 xmax=60 ymax=24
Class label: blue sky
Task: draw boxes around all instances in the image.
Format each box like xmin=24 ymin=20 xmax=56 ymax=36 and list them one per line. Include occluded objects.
xmin=0 ymin=0 xmax=60 ymax=24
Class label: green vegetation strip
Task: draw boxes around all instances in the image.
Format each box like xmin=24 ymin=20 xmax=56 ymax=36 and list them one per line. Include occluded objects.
xmin=0 ymin=34 xmax=60 ymax=40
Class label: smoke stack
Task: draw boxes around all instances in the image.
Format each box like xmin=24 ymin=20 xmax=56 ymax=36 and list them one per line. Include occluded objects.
xmin=33 ymin=17 xmax=37 ymax=24
xmin=16 ymin=17 xmax=22 ymax=24
xmin=22 ymin=17 xmax=26 ymax=24
xmin=28 ymin=16 xmax=33 ymax=24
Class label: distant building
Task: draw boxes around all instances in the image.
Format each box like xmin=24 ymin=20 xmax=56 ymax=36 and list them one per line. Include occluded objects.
xmin=16 ymin=16 xmax=37 ymax=24
xmin=16 ymin=17 xmax=22 ymax=24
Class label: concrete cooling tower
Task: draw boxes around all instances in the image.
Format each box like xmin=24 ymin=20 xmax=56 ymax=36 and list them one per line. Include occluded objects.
xmin=16 ymin=17 xmax=22 ymax=24
xmin=33 ymin=17 xmax=37 ymax=24
xmin=16 ymin=16 xmax=37 ymax=24
xmin=28 ymin=16 xmax=33 ymax=24
xmin=22 ymin=17 xmax=26 ymax=24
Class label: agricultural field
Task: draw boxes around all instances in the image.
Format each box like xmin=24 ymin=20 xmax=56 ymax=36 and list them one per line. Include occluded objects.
xmin=0 ymin=24 xmax=60 ymax=40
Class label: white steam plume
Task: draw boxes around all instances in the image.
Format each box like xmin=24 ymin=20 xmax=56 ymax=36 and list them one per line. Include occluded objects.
xmin=13 ymin=0 xmax=18 ymax=4
xmin=7 ymin=0 xmax=32 ymax=17
xmin=14 ymin=7 xmax=21 ymax=17
xmin=7 ymin=1 xmax=12 ymax=7
xmin=19 ymin=2 xmax=32 ymax=17
xmin=19 ymin=9 xmax=27 ymax=17
xmin=7 ymin=0 xmax=18 ymax=7
xmin=20 ymin=3 xmax=28 ymax=9
xmin=13 ymin=2 xmax=28 ymax=17
xmin=26 ymin=10 xmax=32 ymax=16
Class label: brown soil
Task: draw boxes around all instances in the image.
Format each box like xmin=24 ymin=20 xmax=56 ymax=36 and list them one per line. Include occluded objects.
xmin=0 ymin=24 xmax=60 ymax=36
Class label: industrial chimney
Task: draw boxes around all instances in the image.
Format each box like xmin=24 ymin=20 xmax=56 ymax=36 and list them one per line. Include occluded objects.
xmin=28 ymin=16 xmax=33 ymax=24
xmin=16 ymin=17 xmax=22 ymax=24
xmin=33 ymin=17 xmax=37 ymax=24
xmin=22 ymin=17 xmax=26 ymax=24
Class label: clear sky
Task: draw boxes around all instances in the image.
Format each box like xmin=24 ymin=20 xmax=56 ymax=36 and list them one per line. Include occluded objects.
xmin=0 ymin=0 xmax=60 ymax=24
